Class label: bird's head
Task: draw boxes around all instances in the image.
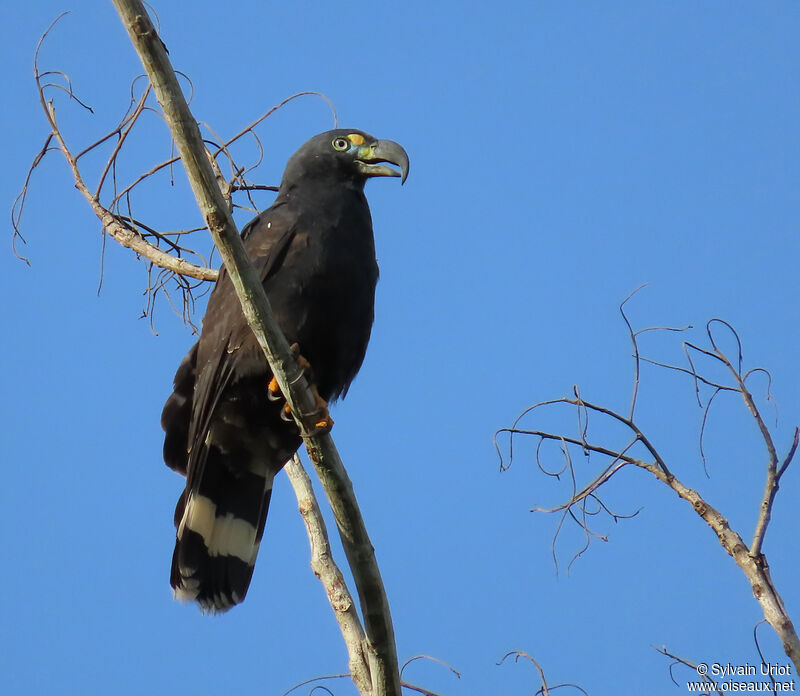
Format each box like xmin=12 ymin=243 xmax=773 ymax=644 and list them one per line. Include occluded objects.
xmin=281 ymin=129 xmax=409 ymax=189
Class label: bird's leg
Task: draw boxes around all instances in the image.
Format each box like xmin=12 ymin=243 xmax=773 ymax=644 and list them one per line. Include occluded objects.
xmin=269 ymin=343 xmax=334 ymax=435
xmin=267 ymin=343 xmax=309 ymax=400
xmin=297 ymin=383 xmax=334 ymax=436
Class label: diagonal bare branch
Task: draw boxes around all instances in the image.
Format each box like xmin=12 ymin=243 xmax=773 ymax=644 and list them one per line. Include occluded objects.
xmin=111 ymin=2 xmax=401 ymax=693
xmin=284 ymin=455 xmax=371 ymax=694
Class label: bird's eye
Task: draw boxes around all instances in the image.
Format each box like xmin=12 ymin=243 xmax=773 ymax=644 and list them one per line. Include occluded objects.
xmin=332 ymin=137 xmax=349 ymax=151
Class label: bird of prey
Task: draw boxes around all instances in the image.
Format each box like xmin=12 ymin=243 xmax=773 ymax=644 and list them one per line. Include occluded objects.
xmin=161 ymin=129 xmax=408 ymax=613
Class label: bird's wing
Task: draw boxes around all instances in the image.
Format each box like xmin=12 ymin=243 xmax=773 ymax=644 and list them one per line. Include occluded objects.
xmin=165 ymin=205 xmax=304 ymax=612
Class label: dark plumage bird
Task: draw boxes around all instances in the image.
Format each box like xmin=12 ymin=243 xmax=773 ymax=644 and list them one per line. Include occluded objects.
xmin=161 ymin=129 xmax=408 ymax=613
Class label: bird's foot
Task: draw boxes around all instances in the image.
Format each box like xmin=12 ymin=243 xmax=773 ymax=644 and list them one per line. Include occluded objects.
xmin=268 ymin=343 xmax=309 ymax=401
xmin=279 ymin=385 xmax=334 ymax=435
xmin=271 ymin=344 xmax=334 ymax=436
xmin=299 ymin=384 xmax=334 ymax=435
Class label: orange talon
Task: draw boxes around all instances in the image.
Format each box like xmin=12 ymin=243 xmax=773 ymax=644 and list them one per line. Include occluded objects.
xmin=274 ymin=344 xmax=333 ymax=434
xmin=308 ymin=384 xmax=333 ymax=433
xmin=314 ymin=418 xmax=334 ymax=432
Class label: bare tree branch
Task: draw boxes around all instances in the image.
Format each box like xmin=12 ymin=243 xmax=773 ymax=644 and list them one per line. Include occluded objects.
xmin=27 ymin=14 xmax=217 ymax=284
xmin=284 ymin=455 xmax=371 ymax=695
xmin=398 ymin=655 xmax=461 ymax=696
xmin=498 ymin=651 xmax=589 ymax=696
xmin=496 ymin=298 xmax=800 ymax=672
xmin=14 ymin=15 xmax=341 ymax=329
xmin=111 ymin=2 xmax=401 ymax=694
xmin=752 ymin=426 xmax=800 ymax=558
xmin=399 ymin=683 xmax=447 ymax=696
xmin=651 ymin=646 xmax=722 ymax=695
xmin=279 ymin=674 xmax=349 ymax=696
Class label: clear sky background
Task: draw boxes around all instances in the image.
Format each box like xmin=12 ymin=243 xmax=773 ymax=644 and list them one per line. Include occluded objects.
xmin=2 ymin=2 xmax=799 ymax=694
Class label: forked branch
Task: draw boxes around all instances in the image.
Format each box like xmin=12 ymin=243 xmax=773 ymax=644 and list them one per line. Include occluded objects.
xmin=495 ymin=293 xmax=800 ymax=671
xmin=652 ymin=646 xmax=723 ymax=696
xmin=498 ymin=651 xmax=589 ymax=696
xmin=13 ymin=13 xmax=335 ymax=328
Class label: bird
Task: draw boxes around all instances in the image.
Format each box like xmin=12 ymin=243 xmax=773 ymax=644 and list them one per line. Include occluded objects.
xmin=161 ymin=129 xmax=409 ymax=613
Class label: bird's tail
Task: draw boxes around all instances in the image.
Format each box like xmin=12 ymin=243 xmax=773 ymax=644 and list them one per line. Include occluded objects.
xmin=170 ymin=458 xmax=274 ymax=614
xmin=163 ymin=351 xmax=301 ymax=613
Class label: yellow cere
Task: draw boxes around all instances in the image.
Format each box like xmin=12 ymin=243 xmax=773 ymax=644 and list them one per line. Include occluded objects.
xmin=347 ymin=133 xmax=365 ymax=146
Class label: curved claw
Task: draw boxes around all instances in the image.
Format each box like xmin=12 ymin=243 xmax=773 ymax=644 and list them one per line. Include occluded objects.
xmin=271 ymin=344 xmax=331 ymax=434
xmin=304 ymin=386 xmax=333 ymax=435
xmin=267 ymin=376 xmax=282 ymax=401
xmin=280 ymin=403 xmax=294 ymax=422
xmin=278 ymin=387 xmax=334 ymax=434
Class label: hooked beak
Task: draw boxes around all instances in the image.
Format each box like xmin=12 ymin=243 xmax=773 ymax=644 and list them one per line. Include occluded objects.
xmin=355 ymin=139 xmax=410 ymax=184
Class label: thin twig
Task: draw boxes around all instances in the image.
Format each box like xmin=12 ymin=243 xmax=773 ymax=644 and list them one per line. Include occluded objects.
xmin=498 ymin=651 xmax=589 ymax=696
xmin=20 ymin=15 xmax=217 ymax=285
xmin=651 ymin=646 xmax=722 ymax=696
xmin=621 ymin=283 xmax=647 ymax=419
xmin=751 ymin=427 xmax=800 ymax=557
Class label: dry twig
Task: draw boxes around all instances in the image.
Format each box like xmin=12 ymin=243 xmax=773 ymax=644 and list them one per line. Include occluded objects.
xmin=651 ymin=646 xmax=723 ymax=695
xmin=498 ymin=651 xmax=589 ymax=696
xmin=495 ymin=291 xmax=800 ymax=671
xmin=12 ymin=12 xmax=335 ymax=329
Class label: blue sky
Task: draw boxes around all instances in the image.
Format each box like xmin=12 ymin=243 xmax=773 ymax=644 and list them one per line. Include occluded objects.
xmin=2 ymin=2 xmax=799 ymax=694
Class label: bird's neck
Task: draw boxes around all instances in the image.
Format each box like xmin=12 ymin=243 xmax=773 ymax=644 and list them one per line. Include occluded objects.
xmin=279 ymin=176 xmax=366 ymax=207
